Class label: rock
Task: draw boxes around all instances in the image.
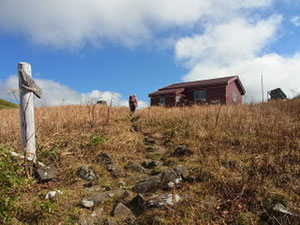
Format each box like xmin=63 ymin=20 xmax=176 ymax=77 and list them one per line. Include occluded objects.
xmin=45 ymin=190 xmax=63 ymax=200
xmin=173 ymin=165 xmax=189 ymax=180
xmin=145 ymin=193 xmax=182 ymax=208
xmin=160 ymin=168 xmax=181 ymax=189
xmin=81 ymin=199 xmax=95 ymax=208
xmin=112 ymin=203 xmax=135 ymax=220
xmin=132 ymin=165 xmax=189 ymax=193
xmin=98 ymin=152 xmax=114 ymax=165
xmin=221 ymin=160 xmax=237 ymax=169
xmin=152 ymin=216 xmax=164 ymax=225
xmin=111 ymin=169 xmax=125 ymax=178
xmin=124 ymin=161 xmax=146 ymax=173
xmin=81 ymin=189 xmax=124 ymax=208
xmin=130 ymin=125 xmax=140 ymax=132
xmin=129 ymin=194 xmax=145 ymax=208
xmin=98 ymin=152 xmax=124 ymax=177
xmin=35 ymin=167 xmax=57 ymax=182
xmin=84 ymin=185 xmax=103 ymax=192
xmin=191 ymin=169 xmax=212 ymax=182
xmin=79 ymin=207 xmax=103 ymax=225
xmin=120 ymin=190 xmax=131 ymax=199
xmin=272 ymin=203 xmax=293 ymax=215
xmin=186 ymin=175 xmax=196 ymax=183
xmin=132 ymin=176 xmax=161 ymax=193
xmin=260 ymin=203 xmax=298 ymax=224
xmin=106 ymin=164 xmax=117 ymax=172
xmin=144 ymin=137 xmax=156 ymax=145
xmin=173 ymin=146 xmax=194 ymax=157
xmin=101 ymin=218 xmax=118 ymax=225
xmin=141 ymin=160 xmax=160 ymax=169
xmin=117 ymin=180 xmax=126 ymax=187
xmin=79 ymin=165 xmax=96 ymax=181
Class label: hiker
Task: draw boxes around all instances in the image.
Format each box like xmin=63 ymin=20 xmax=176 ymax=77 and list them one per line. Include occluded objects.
xmin=129 ymin=94 xmax=138 ymax=114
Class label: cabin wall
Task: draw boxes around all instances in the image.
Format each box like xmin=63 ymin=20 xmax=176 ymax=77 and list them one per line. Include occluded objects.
xmin=150 ymin=95 xmax=176 ymax=106
xmin=226 ymin=81 xmax=243 ymax=104
xmin=185 ymin=85 xmax=226 ymax=104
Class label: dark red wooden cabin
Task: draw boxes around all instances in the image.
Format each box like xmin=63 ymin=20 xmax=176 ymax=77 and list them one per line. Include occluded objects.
xmin=148 ymin=76 xmax=246 ymax=106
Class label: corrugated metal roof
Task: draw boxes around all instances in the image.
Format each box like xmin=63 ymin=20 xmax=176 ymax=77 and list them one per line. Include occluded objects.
xmin=149 ymin=87 xmax=185 ymax=97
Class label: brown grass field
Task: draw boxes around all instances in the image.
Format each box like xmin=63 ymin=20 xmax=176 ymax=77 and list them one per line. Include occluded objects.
xmin=0 ymin=100 xmax=299 ymax=224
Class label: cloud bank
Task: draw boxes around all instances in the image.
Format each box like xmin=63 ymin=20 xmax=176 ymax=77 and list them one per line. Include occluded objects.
xmin=0 ymin=0 xmax=271 ymax=48
xmin=0 ymin=75 xmax=148 ymax=108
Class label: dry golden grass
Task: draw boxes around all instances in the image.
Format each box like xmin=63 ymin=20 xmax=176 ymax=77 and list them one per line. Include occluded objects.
xmin=0 ymin=100 xmax=299 ymax=224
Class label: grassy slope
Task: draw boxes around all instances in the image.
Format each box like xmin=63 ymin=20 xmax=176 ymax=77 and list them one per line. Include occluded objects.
xmin=0 ymin=99 xmax=18 ymax=110
xmin=0 ymin=101 xmax=299 ymax=224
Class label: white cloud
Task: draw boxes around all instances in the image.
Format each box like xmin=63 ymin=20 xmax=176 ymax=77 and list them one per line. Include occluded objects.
xmin=0 ymin=0 xmax=272 ymax=49
xmin=0 ymin=75 xmax=148 ymax=108
xmin=175 ymin=16 xmax=300 ymax=101
xmin=176 ymin=16 xmax=281 ymax=67
xmin=291 ymin=16 xmax=300 ymax=27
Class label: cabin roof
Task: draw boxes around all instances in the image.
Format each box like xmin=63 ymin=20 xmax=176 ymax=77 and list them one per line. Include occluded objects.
xmin=149 ymin=76 xmax=245 ymax=97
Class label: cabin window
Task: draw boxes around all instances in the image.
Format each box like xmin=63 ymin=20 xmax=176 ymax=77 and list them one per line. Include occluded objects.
xmin=159 ymin=97 xmax=165 ymax=105
xmin=194 ymin=90 xmax=207 ymax=101
xmin=232 ymin=93 xmax=238 ymax=102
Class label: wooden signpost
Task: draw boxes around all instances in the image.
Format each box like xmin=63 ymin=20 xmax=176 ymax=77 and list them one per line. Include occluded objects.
xmin=18 ymin=62 xmax=41 ymax=165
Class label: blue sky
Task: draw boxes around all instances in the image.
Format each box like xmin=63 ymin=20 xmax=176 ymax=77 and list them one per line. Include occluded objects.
xmin=0 ymin=0 xmax=300 ymax=106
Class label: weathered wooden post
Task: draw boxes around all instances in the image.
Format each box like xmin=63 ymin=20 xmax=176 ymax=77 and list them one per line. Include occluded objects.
xmin=18 ymin=62 xmax=41 ymax=164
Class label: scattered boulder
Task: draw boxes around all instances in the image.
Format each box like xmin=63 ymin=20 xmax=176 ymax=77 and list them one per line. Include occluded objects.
xmin=120 ymin=190 xmax=131 ymax=200
xmin=98 ymin=152 xmax=114 ymax=166
xmin=82 ymin=199 xmax=95 ymax=208
xmin=132 ymin=165 xmax=189 ymax=193
xmin=111 ymin=169 xmax=125 ymax=178
xmin=173 ymin=165 xmax=189 ymax=180
xmin=221 ymin=160 xmax=238 ymax=169
xmin=35 ymin=167 xmax=57 ymax=182
xmin=160 ymin=168 xmax=182 ymax=189
xmin=84 ymin=185 xmax=104 ymax=192
xmin=81 ymin=189 xmax=124 ymax=208
xmin=144 ymin=137 xmax=156 ymax=145
xmin=124 ymin=161 xmax=147 ymax=173
xmin=112 ymin=203 xmax=136 ymax=220
xmin=189 ymin=168 xmax=212 ymax=182
xmin=78 ymin=207 xmax=103 ymax=225
xmin=141 ymin=160 xmax=160 ymax=169
xmin=132 ymin=176 xmax=161 ymax=193
xmin=45 ymin=190 xmax=63 ymax=200
xmin=173 ymin=146 xmax=194 ymax=157
xmin=151 ymin=216 xmax=164 ymax=225
xmin=145 ymin=193 xmax=182 ymax=208
xmin=129 ymin=194 xmax=145 ymax=208
xmin=79 ymin=165 xmax=96 ymax=181
xmin=117 ymin=180 xmax=126 ymax=187
xmin=130 ymin=125 xmax=140 ymax=132
xmin=100 ymin=218 xmax=118 ymax=225
xmin=98 ymin=152 xmax=124 ymax=178
xmin=261 ymin=203 xmax=298 ymax=224
xmin=273 ymin=203 xmax=293 ymax=215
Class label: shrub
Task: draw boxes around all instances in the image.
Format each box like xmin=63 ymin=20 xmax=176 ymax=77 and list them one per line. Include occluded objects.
xmin=0 ymin=147 xmax=25 ymax=223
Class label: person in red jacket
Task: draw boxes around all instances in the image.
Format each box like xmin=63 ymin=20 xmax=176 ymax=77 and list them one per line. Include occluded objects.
xmin=129 ymin=94 xmax=138 ymax=114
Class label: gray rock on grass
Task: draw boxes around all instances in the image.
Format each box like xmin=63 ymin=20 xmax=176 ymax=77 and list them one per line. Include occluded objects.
xmin=79 ymin=207 xmax=104 ymax=225
xmin=132 ymin=165 xmax=189 ymax=193
xmin=173 ymin=146 xmax=194 ymax=157
xmin=112 ymin=203 xmax=136 ymax=220
xmin=79 ymin=165 xmax=96 ymax=181
xmin=35 ymin=167 xmax=57 ymax=182
xmin=145 ymin=193 xmax=182 ymax=208
xmin=124 ymin=161 xmax=147 ymax=173
xmin=81 ymin=189 xmax=124 ymax=208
